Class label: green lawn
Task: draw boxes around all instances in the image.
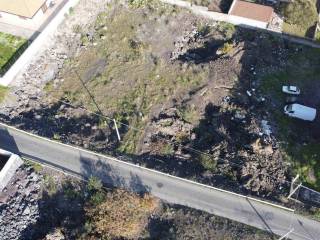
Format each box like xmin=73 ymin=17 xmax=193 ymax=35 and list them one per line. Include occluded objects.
xmin=0 ymin=32 xmax=26 ymax=70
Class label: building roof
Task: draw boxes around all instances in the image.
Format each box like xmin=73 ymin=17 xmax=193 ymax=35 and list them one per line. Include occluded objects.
xmin=228 ymin=0 xmax=274 ymax=23
xmin=0 ymin=0 xmax=46 ymax=18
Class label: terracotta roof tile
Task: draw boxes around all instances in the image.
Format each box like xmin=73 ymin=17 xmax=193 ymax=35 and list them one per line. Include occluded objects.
xmin=229 ymin=0 xmax=274 ymax=23
xmin=0 ymin=0 xmax=46 ymax=18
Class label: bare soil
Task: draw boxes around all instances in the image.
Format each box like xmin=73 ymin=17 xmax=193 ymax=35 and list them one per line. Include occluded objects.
xmin=1 ymin=0 xmax=320 ymax=218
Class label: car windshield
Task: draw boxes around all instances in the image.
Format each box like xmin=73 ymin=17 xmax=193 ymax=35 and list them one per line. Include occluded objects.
xmin=286 ymin=105 xmax=293 ymax=111
xmin=289 ymin=86 xmax=297 ymax=91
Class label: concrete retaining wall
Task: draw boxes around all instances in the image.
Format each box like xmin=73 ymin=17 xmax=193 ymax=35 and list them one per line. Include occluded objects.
xmin=0 ymin=150 xmax=23 ymax=191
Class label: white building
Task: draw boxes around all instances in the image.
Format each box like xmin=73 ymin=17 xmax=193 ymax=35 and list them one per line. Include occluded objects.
xmin=228 ymin=0 xmax=274 ymax=29
xmin=0 ymin=0 xmax=53 ymax=33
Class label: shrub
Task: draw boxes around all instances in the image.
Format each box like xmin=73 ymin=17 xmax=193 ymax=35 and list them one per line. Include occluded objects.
xmin=84 ymin=190 xmax=158 ymax=239
xmin=87 ymin=176 xmax=103 ymax=193
xmin=199 ymin=154 xmax=217 ymax=171
xmin=197 ymin=24 xmax=211 ymax=37
xmin=218 ymin=22 xmax=236 ymax=39
xmin=44 ymin=175 xmax=57 ymax=195
xmin=218 ymin=42 xmax=234 ymax=55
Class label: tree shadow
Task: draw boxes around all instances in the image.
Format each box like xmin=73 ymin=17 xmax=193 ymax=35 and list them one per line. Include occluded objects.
xmin=18 ymin=153 xmax=152 ymax=239
xmin=19 ymin=179 xmax=86 ymax=240
xmin=0 ymin=100 xmax=119 ymax=153
xmin=0 ymin=126 xmax=20 ymax=155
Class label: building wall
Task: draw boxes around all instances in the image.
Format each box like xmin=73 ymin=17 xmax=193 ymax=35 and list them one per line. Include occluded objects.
xmin=228 ymin=14 xmax=268 ymax=28
xmin=0 ymin=0 xmax=52 ymax=30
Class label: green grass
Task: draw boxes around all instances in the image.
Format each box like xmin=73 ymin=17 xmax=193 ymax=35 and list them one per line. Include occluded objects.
xmin=280 ymin=0 xmax=318 ymax=38
xmin=178 ymin=105 xmax=199 ymax=124
xmin=160 ymin=143 xmax=175 ymax=155
xmin=260 ymin=47 xmax=320 ymax=190
xmin=198 ymin=154 xmax=217 ymax=171
xmin=0 ymin=85 xmax=8 ymax=103
xmin=24 ymin=159 xmax=43 ymax=173
xmin=44 ymin=175 xmax=57 ymax=195
xmin=53 ymin=3 xmax=209 ymax=154
xmin=0 ymin=32 xmax=26 ymax=70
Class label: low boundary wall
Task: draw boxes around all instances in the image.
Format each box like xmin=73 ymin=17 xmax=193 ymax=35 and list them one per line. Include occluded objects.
xmin=0 ymin=149 xmax=23 ymax=191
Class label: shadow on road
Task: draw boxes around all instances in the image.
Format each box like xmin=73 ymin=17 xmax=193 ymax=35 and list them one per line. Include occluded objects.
xmin=79 ymin=153 xmax=151 ymax=194
xmin=0 ymin=126 xmax=20 ymax=155
xmin=246 ymin=198 xmax=275 ymax=237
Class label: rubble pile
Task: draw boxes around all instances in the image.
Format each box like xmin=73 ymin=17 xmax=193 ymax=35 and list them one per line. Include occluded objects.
xmin=141 ymin=107 xmax=194 ymax=155
xmin=0 ymin=166 xmax=42 ymax=240
xmin=170 ymin=26 xmax=201 ymax=60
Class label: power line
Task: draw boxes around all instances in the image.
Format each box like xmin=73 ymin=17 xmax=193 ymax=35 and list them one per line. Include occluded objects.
xmin=45 ymin=91 xmax=293 ymax=189
xmin=43 ymin=70 xmax=320 ymax=204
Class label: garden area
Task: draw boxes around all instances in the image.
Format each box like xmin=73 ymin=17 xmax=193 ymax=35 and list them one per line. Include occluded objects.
xmin=0 ymin=32 xmax=27 ymax=76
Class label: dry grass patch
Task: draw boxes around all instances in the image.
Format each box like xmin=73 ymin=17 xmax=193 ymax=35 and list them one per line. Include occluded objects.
xmin=84 ymin=189 xmax=159 ymax=239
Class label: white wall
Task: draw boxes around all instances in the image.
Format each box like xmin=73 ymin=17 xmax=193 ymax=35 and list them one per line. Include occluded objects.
xmin=0 ymin=151 xmax=23 ymax=192
xmin=228 ymin=15 xmax=268 ymax=29
xmin=0 ymin=8 xmax=45 ymax=31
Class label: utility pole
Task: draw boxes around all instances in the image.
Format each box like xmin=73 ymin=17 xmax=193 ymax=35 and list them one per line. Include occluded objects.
xmin=278 ymin=228 xmax=294 ymax=240
xmin=288 ymin=174 xmax=301 ymax=200
xmin=113 ymin=119 xmax=121 ymax=141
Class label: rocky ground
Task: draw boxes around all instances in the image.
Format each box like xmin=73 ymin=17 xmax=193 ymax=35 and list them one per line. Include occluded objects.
xmin=0 ymin=0 xmax=108 ymax=115
xmin=0 ymin=164 xmax=43 ymax=240
xmin=1 ymin=0 xmax=320 ymax=217
xmin=0 ymin=161 xmax=273 ymax=240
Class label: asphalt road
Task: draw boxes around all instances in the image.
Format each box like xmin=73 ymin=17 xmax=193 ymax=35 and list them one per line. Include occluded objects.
xmin=1 ymin=123 xmax=319 ymax=240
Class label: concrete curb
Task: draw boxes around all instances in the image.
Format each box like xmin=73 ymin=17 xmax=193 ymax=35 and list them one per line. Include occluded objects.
xmin=0 ymin=122 xmax=294 ymax=212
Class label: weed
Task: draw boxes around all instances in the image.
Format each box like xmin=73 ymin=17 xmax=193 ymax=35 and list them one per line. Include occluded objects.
xmin=197 ymin=24 xmax=210 ymax=37
xmin=199 ymin=154 xmax=217 ymax=171
xmin=178 ymin=105 xmax=199 ymax=124
xmin=69 ymin=7 xmax=74 ymax=15
xmin=176 ymin=132 xmax=189 ymax=144
xmin=62 ymin=180 xmax=81 ymax=199
xmin=187 ymin=0 xmax=211 ymax=7
xmin=53 ymin=133 xmax=61 ymax=140
xmin=44 ymin=175 xmax=57 ymax=195
xmin=24 ymin=160 xmax=43 ymax=173
xmin=160 ymin=143 xmax=175 ymax=155
xmin=218 ymin=42 xmax=234 ymax=55
xmin=0 ymin=85 xmax=8 ymax=103
xmin=217 ymin=22 xmax=236 ymax=39
xmin=87 ymin=176 xmax=103 ymax=192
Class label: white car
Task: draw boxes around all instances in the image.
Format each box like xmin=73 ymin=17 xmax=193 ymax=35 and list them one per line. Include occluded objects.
xmin=284 ymin=104 xmax=316 ymax=121
xmin=282 ymin=86 xmax=300 ymax=95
